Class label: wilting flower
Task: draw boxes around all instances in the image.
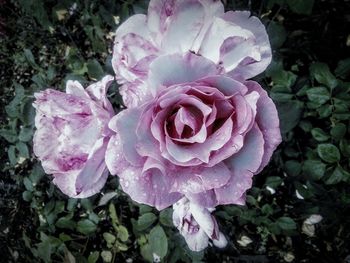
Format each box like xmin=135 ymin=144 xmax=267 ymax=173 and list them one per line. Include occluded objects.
xmin=112 ymin=0 xmax=271 ymax=107
xmin=106 ymin=53 xmax=281 ymax=209
xmin=33 ymin=75 xmax=115 ymax=198
xmin=172 ymin=197 xmax=227 ymax=251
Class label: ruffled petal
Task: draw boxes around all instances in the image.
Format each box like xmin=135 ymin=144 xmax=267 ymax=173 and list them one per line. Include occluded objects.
xmin=215 ymin=124 xmax=264 ymax=204
xmin=160 ymin=0 xmax=205 ymax=53
xmin=66 ymin=80 xmax=90 ymax=98
xmin=245 ymin=81 xmax=282 ymax=172
xmin=119 ymin=80 xmax=153 ymax=108
xmin=113 ymin=108 xmax=144 ymax=166
xmin=171 ymin=162 xmax=231 ymax=194
xmin=86 ymin=75 xmax=115 ymax=114
xmin=198 ymin=16 xmax=255 ymax=65
xmin=198 ymin=75 xmax=248 ymax=96
xmin=119 ymin=159 xmax=182 ymax=210
xmin=112 ymin=14 xmax=157 ymax=83
xmin=148 ymin=52 xmax=218 ymax=96
xmin=105 ymin=133 xmax=130 ymax=175
xmin=221 ymin=11 xmax=272 ymax=79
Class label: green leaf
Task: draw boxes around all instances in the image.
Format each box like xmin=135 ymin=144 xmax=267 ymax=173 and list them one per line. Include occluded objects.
xmin=246 ymin=195 xmax=258 ymax=206
xmin=109 ymin=203 xmax=120 ymax=226
xmin=19 ymin=127 xmax=33 ymax=142
xmin=265 ymin=176 xmax=283 ymax=188
xmin=22 ymin=190 xmax=33 ymax=202
xmin=67 ymin=198 xmax=78 ymax=211
xmin=276 ymin=101 xmax=303 ymax=133
xmin=21 ymin=99 xmax=35 ymax=125
xmin=317 ymin=104 xmax=333 ymax=118
xmin=317 ymin=144 xmax=341 ymax=163
xmin=311 ymin=128 xmax=330 ymax=142
xmin=0 ymin=129 xmax=17 ymax=143
xmin=103 ymin=232 xmax=116 ymax=244
xmin=101 ymin=250 xmax=113 ymax=263
xmin=36 ymin=240 xmax=52 ymax=262
xmin=23 ymin=49 xmax=38 ymax=68
xmin=270 ymin=91 xmax=294 ymax=102
xmin=44 ymin=201 xmax=55 ymax=216
xmin=310 ymin=62 xmax=338 ymax=89
xmin=56 ymin=217 xmax=76 ymax=230
xmin=287 ymin=0 xmax=314 ymax=15
xmin=139 ymin=204 xmax=153 ymax=214
xmin=8 ymin=145 xmax=17 ymax=165
xmin=284 ymin=160 xmax=301 ymax=176
xmin=137 ymin=213 xmax=157 ymax=231
xmin=335 ymin=57 xmax=350 ymax=79
xmin=23 ymin=177 xmax=34 ymax=191
xmin=89 ymin=212 xmax=100 ymax=225
xmin=87 ymin=59 xmax=104 ymax=80
xmin=81 ymin=198 xmax=93 ymax=211
xmin=306 ymin=87 xmax=330 ymax=105
xmin=267 ymin=22 xmax=287 ymax=49
xmin=117 ymin=225 xmax=129 ymax=242
xmin=299 ymin=121 xmax=312 ymax=132
xmin=88 ymin=251 xmax=100 ymax=263
xmin=303 ymin=160 xmax=326 ymax=180
xmin=325 ymin=166 xmax=350 ymax=185
xmin=159 ymin=208 xmax=174 ymax=227
xmin=16 ymin=141 xmax=29 ymax=159
xmin=276 ymin=217 xmax=297 ymax=230
xmin=77 ymin=219 xmax=97 ymax=235
xmin=272 ymin=70 xmax=297 ymax=88
xmin=29 ymin=164 xmax=45 ymax=184
xmin=148 ymin=225 xmax=168 ymax=259
xmin=330 ymin=123 xmax=347 ymax=140
xmin=261 ymin=204 xmax=274 ymax=216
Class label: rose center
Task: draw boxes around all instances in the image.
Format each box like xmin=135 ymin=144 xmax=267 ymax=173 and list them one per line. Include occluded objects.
xmin=166 ymin=104 xmax=204 ymax=141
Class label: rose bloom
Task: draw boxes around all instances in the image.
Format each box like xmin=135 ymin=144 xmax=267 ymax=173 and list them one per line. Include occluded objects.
xmin=112 ymin=0 xmax=271 ymax=108
xmin=173 ymin=197 xmax=227 ymax=251
xmin=106 ymin=53 xmax=281 ymax=209
xmin=33 ymin=76 xmax=114 ymax=198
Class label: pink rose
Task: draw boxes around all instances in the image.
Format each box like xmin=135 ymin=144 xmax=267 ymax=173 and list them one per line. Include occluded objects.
xmin=173 ymin=197 xmax=227 ymax=251
xmin=33 ymin=76 xmax=115 ymax=198
xmin=106 ymin=53 xmax=281 ymax=209
xmin=112 ymin=0 xmax=271 ymax=107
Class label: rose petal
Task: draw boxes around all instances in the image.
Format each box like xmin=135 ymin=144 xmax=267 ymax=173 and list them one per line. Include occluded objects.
xmin=186 ymin=190 xmax=217 ymax=208
xmin=119 ymin=80 xmax=153 ymax=108
xmin=53 ymin=168 xmax=109 ymax=199
xmin=148 ymin=52 xmax=218 ymax=96
xmin=66 ymin=80 xmax=90 ymax=98
xmin=160 ymin=0 xmax=205 ymax=53
xmin=198 ymin=16 xmax=254 ymax=65
xmin=113 ymin=108 xmax=144 ymax=166
xmin=119 ymin=159 xmax=182 ymax=210
xmin=171 ymin=162 xmax=232 ymax=194
xmin=182 ymin=228 xmax=209 ymax=252
xmin=221 ymin=11 xmax=272 ymax=79
xmin=86 ymin=75 xmax=115 ymax=114
xmin=74 ymin=138 xmax=109 ymax=196
xmin=105 ymin=133 xmax=130 ymax=175
xmin=199 ymin=75 xmax=248 ymax=97
xmin=246 ymin=81 xmax=282 ymax=173
xmin=215 ymin=124 xmax=264 ymax=204
xmin=190 ymin=202 xmax=216 ymax=239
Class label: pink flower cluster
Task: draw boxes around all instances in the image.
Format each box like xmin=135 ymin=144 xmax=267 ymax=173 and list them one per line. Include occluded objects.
xmin=33 ymin=0 xmax=281 ymax=251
